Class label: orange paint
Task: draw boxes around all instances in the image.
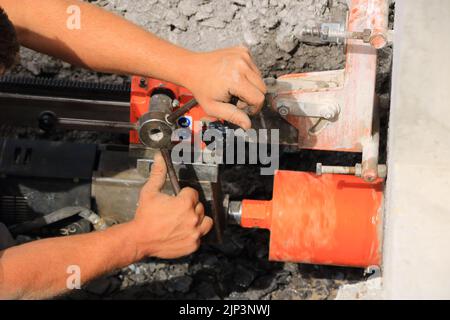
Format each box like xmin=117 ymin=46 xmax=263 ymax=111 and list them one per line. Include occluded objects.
xmin=240 ymin=171 xmax=384 ymax=268
xmin=270 ymin=0 xmax=388 ymax=152
xmin=241 ymin=200 xmax=272 ymax=230
xmin=129 ymin=76 xmax=210 ymax=145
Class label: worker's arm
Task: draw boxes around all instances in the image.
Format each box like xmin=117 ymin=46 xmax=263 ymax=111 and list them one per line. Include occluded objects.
xmin=0 ymin=153 xmax=213 ymax=300
xmin=0 ymin=0 xmax=266 ymax=129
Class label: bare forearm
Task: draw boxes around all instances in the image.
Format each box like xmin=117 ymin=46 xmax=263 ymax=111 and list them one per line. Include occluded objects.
xmin=0 ymin=0 xmax=267 ymax=129
xmin=0 ymin=222 xmax=140 ymax=300
xmin=0 ymin=0 xmax=193 ymax=86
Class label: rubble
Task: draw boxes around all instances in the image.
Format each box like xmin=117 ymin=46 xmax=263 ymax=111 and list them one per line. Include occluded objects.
xmin=11 ymin=0 xmax=352 ymax=80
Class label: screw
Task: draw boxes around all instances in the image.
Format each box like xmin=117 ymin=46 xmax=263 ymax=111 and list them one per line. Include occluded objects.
xmin=265 ymin=77 xmax=277 ymax=86
xmin=321 ymin=108 xmax=336 ymax=120
xmin=38 ymin=111 xmax=57 ymax=131
xmin=172 ymin=99 xmax=180 ymax=108
xmin=362 ymin=29 xmax=373 ymax=42
xmin=139 ymin=78 xmax=147 ymax=88
xmin=316 ymin=163 xmax=323 ymax=176
xmin=278 ymin=106 xmax=289 ymax=116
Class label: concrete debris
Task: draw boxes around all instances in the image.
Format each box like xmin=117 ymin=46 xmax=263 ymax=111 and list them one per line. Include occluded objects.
xmin=335 ymin=278 xmax=384 ymax=300
xmin=179 ymin=0 xmax=204 ymax=17
xmin=10 ymin=0 xmax=353 ymax=80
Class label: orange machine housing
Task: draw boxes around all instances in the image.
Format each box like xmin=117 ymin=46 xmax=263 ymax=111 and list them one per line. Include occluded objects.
xmin=129 ymin=77 xmax=208 ymax=145
xmin=241 ymin=171 xmax=384 ymax=268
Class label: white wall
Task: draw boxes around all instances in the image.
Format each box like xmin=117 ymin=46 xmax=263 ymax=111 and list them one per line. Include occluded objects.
xmin=383 ymin=0 xmax=450 ymax=299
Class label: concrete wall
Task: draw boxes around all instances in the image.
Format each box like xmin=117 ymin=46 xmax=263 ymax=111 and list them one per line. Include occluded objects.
xmin=383 ymin=0 xmax=450 ymax=299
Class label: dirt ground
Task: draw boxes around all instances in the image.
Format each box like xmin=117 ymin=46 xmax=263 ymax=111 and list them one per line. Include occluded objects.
xmin=3 ymin=0 xmax=395 ymax=300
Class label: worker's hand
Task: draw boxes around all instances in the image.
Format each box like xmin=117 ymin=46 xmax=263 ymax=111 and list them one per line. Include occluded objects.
xmin=184 ymin=46 xmax=266 ymax=129
xmin=130 ymin=152 xmax=213 ymax=259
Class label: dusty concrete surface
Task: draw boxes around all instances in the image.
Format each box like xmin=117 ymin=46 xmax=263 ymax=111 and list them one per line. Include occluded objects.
xmin=12 ymin=0 xmax=351 ymax=80
xmin=382 ymin=0 xmax=450 ymax=299
xmin=336 ymin=278 xmax=382 ymax=300
xmin=4 ymin=0 xmax=394 ymax=300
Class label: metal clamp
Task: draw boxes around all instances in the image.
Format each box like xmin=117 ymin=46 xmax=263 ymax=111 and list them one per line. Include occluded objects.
xmin=276 ymin=99 xmax=341 ymax=120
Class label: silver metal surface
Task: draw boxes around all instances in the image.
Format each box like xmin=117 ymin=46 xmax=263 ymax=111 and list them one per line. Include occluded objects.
xmin=227 ymin=201 xmax=242 ymax=225
xmin=320 ymin=22 xmax=347 ymax=44
xmin=57 ymin=117 xmax=136 ymax=132
xmin=92 ymin=169 xmax=217 ymax=223
xmin=0 ymin=92 xmax=129 ymax=128
xmin=316 ymin=163 xmax=387 ymax=179
xmin=136 ymin=158 xmax=219 ymax=183
xmin=0 ymin=92 xmax=129 ymax=108
xmin=78 ymin=210 xmax=108 ymax=231
xmin=138 ymin=114 xmax=174 ymax=148
xmin=301 ymin=23 xmax=382 ymax=47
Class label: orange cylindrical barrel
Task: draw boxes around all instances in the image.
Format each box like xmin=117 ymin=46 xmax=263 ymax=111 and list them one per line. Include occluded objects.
xmin=240 ymin=171 xmax=384 ymax=268
xmin=241 ymin=200 xmax=272 ymax=230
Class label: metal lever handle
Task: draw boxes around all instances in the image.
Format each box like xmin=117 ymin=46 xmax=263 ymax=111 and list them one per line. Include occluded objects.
xmin=166 ymin=98 xmax=198 ymax=124
xmin=160 ymin=148 xmax=181 ymax=195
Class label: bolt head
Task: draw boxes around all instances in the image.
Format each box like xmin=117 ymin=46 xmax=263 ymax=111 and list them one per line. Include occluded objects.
xmin=278 ymin=106 xmax=289 ymax=116
xmin=265 ymin=77 xmax=277 ymax=86
xmin=172 ymin=99 xmax=180 ymax=108
xmin=139 ymin=78 xmax=148 ymax=88
xmin=316 ymin=163 xmax=323 ymax=176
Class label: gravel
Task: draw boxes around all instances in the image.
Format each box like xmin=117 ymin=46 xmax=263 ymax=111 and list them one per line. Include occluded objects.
xmin=63 ymin=226 xmax=365 ymax=300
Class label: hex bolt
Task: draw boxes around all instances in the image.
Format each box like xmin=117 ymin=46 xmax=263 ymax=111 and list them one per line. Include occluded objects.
xmin=323 ymin=112 xmax=333 ymax=120
xmin=264 ymin=77 xmax=277 ymax=86
xmin=228 ymin=201 xmax=242 ymax=225
xmin=172 ymin=99 xmax=180 ymax=108
xmin=316 ymin=163 xmax=386 ymax=179
xmin=316 ymin=163 xmax=323 ymax=176
xmin=38 ymin=111 xmax=58 ymax=131
xmin=139 ymin=78 xmax=148 ymax=88
xmin=321 ymin=104 xmax=340 ymax=120
xmin=278 ymin=106 xmax=289 ymax=116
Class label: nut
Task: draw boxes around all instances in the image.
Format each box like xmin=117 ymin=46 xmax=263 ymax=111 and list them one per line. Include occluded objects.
xmin=323 ymin=112 xmax=334 ymax=120
xmin=278 ymin=106 xmax=289 ymax=116
xmin=139 ymin=78 xmax=147 ymax=88
xmin=172 ymin=99 xmax=180 ymax=108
